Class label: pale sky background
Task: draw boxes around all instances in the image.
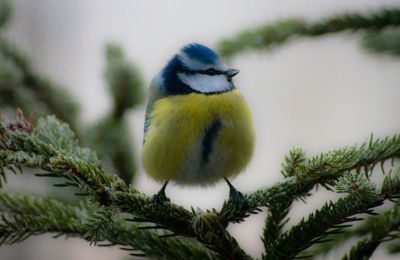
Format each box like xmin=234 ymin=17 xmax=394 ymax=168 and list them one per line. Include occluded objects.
xmin=2 ymin=0 xmax=400 ymax=259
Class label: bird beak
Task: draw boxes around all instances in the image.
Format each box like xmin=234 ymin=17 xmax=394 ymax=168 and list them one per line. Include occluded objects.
xmin=225 ymin=68 xmax=240 ymax=79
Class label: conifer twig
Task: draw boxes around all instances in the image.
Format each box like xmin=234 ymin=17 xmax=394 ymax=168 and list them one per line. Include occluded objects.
xmin=217 ymin=8 xmax=400 ymax=58
xmin=342 ymin=203 xmax=400 ymax=260
xmin=0 ymin=192 xmax=216 ymax=259
xmin=0 ymin=36 xmax=80 ymax=131
xmin=361 ymin=28 xmax=400 ymax=57
xmin=220 ymin=135 xmax=400 ymax=225
xmin=0 ymin=114 xmax=248 ymax=259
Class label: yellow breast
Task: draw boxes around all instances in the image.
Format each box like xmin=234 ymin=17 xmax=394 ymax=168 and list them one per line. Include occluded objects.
xmin=142 ymin=89 xmax=255 ymax=186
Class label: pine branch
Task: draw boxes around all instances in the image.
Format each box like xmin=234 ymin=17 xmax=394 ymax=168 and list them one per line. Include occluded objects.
xmin=300 ymin=229 xmax=359 ymax=258
xmin=341 ymin=174 xmax=400 ymax=259
xmin=217 ymin=8 xmax=400 ymax=58
xmin=219 ymin=134 xmax=400 ymax=225
xmin=104 ymin=42 xmax=144 ymax=119
xmin=0 ymin=114 xmax=195 ymax=234
xmin=386 ymin=241 xmax=400 ymax=254
xmin=281 ymin=148 xmax=307 ymax=178
xmin=262 ymin=148 xmax=307 ymax=249
xmin=107 ymin=220 xmax=217 ymax=260
xmin=84 ymin=43 xmax=145 ymax=185
xmin=303 ymin=173 xmax=400 ymax=258
xmin=2 ymin=113 xmax=400 ymax=259
xmin=262 ymin=172 xmax=382 ymax=259
xmin=0 ymin=192 xmax=94 ymax=245
xmin=361 ymin=28 xmax=400 ymax=56
xmin=85 ymin=116 xmax=137 ymax=185
xmin=192 ymin=211 xmax=251 ymax=259
xmin=266 ymin=171 xmax=400 ymax=260
xmin=0 ymin=114 xmax=247 ymax=259
xmin=0 ymin=36 xmax=80 ymax=131
xmin=81 ymin=207 xmax=113 ymax=245
xmin=342 ymin=202 xmax=400 ymax=259
xmin=0 ymin=57 xmax=41 ymax=114
xmin=0 ymin=192 xmax=216 ymax=259
xmin=262 ymin=200 xmax=292 ymax=254
xmin=1 ymin=26 xmax=143 ymax=186
xmin=342 ymin=238 xmax=381 ymax=260
xmin=0 ymin=0 xmax=11 ymax=28
xmin=265 ymin=197 xmax=379 ymax=259
xmin=110 ymin=191 xmax=195 ymax=235
xmin=2 ymin=2 xmax=399 ymax=258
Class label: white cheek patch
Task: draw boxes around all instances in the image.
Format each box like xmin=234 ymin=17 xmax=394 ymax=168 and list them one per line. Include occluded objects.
xmin=177 ymin=73 xmax=232 ymax=93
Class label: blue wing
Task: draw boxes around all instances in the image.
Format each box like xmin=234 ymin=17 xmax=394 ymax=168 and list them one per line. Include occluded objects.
xmin=143 ymin=73 xmax=165 ymax=143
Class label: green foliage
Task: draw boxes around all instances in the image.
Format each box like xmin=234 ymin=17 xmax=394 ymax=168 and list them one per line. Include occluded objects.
xmin=299 ymin=173 xmax=400 ymax=258
xmin=0 ymin=1 xmax=143 ymax=187
xmin=1 ymin=2 xmax=400 ymax=259
xmin=0 ymin=36 xmax=80 ymax=131
xmin=35 ymin=116 xmax=98 ymax=164
xmin=262 ymin=168 xmax=400 ymax=259
xmin=85 ymin=115 xmax=136 ymax=185
xmin=1 ymin=113 xmax=400 ymax=259
xmin=0 ymin=56 xmax=41 ymax=115
xmin=263 ymin=149 xmax=306 ymax=253
xmin=218 ymin=18 xmax=306 ymax=58
xmin=219 ymin=134 xmax=400 ymax=227
xmin=192 ymin=212 xmax=251 ymax=259
xmin=281 ymin=148 xmax=306 ymax=177
xmin=84 ymin=42 xmax=144 ymax=184
xmin=0 ymin=192 xmax=96 ymax=245
xmin=104 ymin=43 xmax=144 ymax=118
xmin=335 ymin=172 xmax=379 ymax=201
xmin=265 ymin=196 xmax=380 ymax=259
xmin=0 ymin=5 xmax=143 ymax=185
xmin=343 ymin=238 xmax=380 ymax=260
xmin=0 ymin=192 xmax=215 ymax=259
xmin=262 ymin=199 xmax=291 ymax=256
xmin=218 ymin=8 xmax=400 ymax=58
xmin=342 ymin=201 xmax=400 ymax=260
xmin=361 ymin=28 xmax=400 ymax=57
xmin=0 ymin=0 xmax=11 ymax=28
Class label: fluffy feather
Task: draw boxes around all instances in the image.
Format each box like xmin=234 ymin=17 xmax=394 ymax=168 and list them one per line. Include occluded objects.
xmin=142 ymin=43 xmax=254 ymax=186
xmin=142 ymin=90 xmax=255 ymax=186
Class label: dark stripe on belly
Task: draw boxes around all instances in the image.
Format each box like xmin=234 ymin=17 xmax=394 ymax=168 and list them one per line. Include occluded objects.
xmin=202 ymin=119 xmax=222 ymax=163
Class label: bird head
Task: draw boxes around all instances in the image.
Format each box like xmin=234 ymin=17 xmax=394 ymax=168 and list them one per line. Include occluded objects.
xmin=158 ymin=43 xmax=239 ymax=95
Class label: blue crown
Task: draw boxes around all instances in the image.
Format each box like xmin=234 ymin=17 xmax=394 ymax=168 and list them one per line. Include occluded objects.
xmin=160 ymin=43 xmax=222 ymax=95
xmin=180 ymin=43 xmax=220 ymax=64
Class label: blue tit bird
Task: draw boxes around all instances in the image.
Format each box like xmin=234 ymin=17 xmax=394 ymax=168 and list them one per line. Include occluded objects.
xmin=142 ymin=43 xmax=255 ymax=203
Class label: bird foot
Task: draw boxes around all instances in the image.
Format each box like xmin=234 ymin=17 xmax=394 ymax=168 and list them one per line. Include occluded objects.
xmin=152 ymin=192 xmax=170 ymax=205
xmin=152 ymin=181 xmax=170 ymax=205
xmin=224 ymin=178 xmax=244 ymax=207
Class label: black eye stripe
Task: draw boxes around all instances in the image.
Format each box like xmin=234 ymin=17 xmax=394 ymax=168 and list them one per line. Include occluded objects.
xmin=203 ymin=68 xmax=221 ymax=75
xmin=179 ymin=68 xmax=194 ymax=74
xmin=179 ymin=68 xmax=224 ymax=75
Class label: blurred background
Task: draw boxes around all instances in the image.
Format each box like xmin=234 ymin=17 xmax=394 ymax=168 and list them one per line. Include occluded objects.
xmin=1 ymin=0 xmax=400 ymax=259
